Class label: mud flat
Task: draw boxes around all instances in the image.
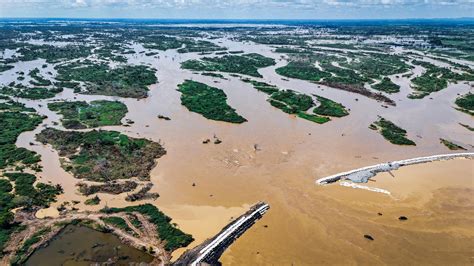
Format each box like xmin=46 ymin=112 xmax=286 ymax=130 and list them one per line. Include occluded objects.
xmin=316 ymin=153 xmax=474 ymax=184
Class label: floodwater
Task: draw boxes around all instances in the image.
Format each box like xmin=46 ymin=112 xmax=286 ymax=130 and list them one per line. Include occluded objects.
xmin=2 ymin=35 xmax=473 ymax=264
xmin=25 ymin=225 xmax=154 ymax=265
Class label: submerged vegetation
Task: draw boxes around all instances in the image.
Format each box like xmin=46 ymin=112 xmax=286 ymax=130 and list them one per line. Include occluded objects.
xmin=369 ymin=117 xmax=416 ymax=146
xmin=36 ymin=129 xmax=166 ymax=182
xmin=440 ymin=138 xmax=466 ymax=150
xmin=177 ymin=80 xmax=247 ymax=123
xmin=48 ymin=100 xmax=128 ymax=129
xmin=181 ymin=53 xmax=275 ymax=77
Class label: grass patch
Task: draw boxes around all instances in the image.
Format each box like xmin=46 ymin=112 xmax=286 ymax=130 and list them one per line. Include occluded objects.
xmin=440 ymin=138 xmax=466 ymax=150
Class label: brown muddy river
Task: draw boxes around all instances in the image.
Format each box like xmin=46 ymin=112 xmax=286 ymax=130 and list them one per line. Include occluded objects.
xmin=5 ymin=37 xmax=473 ymax=264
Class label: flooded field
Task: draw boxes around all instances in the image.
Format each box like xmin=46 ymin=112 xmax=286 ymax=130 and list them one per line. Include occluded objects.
xmin=26 ymin=225 xmax=153 ymax=265
xmin=1 ymin=20 xmax=473 ymax=265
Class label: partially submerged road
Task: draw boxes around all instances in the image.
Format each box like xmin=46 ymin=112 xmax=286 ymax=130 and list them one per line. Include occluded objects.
xmin=316 ymin=153 xmax=474 ymax=185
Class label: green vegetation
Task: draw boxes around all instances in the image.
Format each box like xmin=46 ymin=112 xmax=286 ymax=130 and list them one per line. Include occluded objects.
xmin=454 ymin=93 xmax=474 ymax=115
xmin=10 ymin=227 xmax=51 ymax=265
xmin=181 ymin=53 xmax=275 ymax=77
xmin=16 ymin=44 xmax=91 ymax=63
xmin=36 ymin=128 xmax=166 ymax=182
xmin=28 ymin=68 xmax=52 ymax=87
xmin=84 ymin=195 xmax=101 ymax=205
xmin=55 ymin=62 xmax=157 ymax=98
xmin=440 ymin=138 xmax=466 ymax=150
xmin=102 ymin=204 xmax=193 ymax=251
xmin=372 ymin=77 xmax=400 ymax=94
xmin=275 ymin=61 xmax=331 ymax=81
xmin=0 ymin=64 xmax=14 ymax=73
xmin=410 ymin=60 xmax=474 ymax=98
xmin=0 ymin=171 xmax=62 ymax=255
xmin=0 ymin=85 xmax=63 ymax=100
xmin=0 ymin=102 xmax=43 ymax=169
xmin=100 ymin=216 xmax=137 ymax=236
xmin=369 ymin=117 xmax=416 ymax=146
xmin=77 ymin=181 xmax=138 ymax=196
xmin=48 ymin=100 xmax=128 ymax=129
xmin=201 ymin=72 xmax=225 ymax=79
xmin=459 ymin=123 xmax=474 ymax=131
xmin=241 ymin=78 xmax=347 ymax=124
xmin=313 ymin=95 xmax=349 ymax=117
xmin=177 ymin=40 xmax=226 ymax=54
xmin=268 ymin=90 xmax=314 ymax=114
xmin=177 ymin=80 xmax=246 ymax=123
xmin=297 ymin=112 xmax=330 ymax=124
xmin=4 ymin=172 xmax=63 ymax=208
xmin=275 ymin=53 xmax=396 ymax=105
xmin=241 ymin=78 xmax=279 ymax=95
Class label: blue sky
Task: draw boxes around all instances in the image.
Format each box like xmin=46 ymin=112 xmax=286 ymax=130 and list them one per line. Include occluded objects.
xmin=0 ymin=0 xmax=473 ymax=19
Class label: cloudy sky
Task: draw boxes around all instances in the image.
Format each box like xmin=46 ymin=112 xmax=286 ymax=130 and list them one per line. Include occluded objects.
xmin=0 ymin=0 xmax=473 ymax=19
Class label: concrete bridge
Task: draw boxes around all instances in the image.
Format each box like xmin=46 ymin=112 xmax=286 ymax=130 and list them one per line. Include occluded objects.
xmin=174 ymin=202 xmax=270 ymax=266
xmin=316 ymin=152 xmax=474 ymax=184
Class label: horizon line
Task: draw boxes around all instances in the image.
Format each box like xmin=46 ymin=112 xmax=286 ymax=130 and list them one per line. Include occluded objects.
xmin=0 ymin=17 xmax=473 ymax=21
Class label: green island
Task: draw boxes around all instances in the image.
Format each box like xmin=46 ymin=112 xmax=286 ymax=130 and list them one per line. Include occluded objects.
xmin=48 ymin=100 xmax=128 ymax=129
xmin=372 ymin=77 xmax=401 ymax=93
xmin=275 ymin=52 xmax=401 ymax=105
xmin=313 ymin=95 xmax=349 ymax=117
xmin=55 ymin=62 xmax=157 ymax=98
xmin=440 ymin=138 xmax=466 ymax=150
xmin=275 ymin=61 xmax=331 ymax=81
xmin=181 ymin=53 xmax=275 ymax=77
xmin=102 ymin=204 xmax=194 ymax=251
xmin=454 ymin=93 xmax=474 ymax=115
xmin=369 ymin=117 xmax=416 ymax=146
xmin=36 ymin=128 xmax=166 ymax=182
xmin=177 ymin=80 xmax=247 ymax=123
xmin=241 ymin=78 xmax=348 ymax=124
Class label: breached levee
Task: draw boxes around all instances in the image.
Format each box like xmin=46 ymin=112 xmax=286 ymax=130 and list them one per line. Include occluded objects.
xmin=316 ymin=153 xmax=474 ymax=185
